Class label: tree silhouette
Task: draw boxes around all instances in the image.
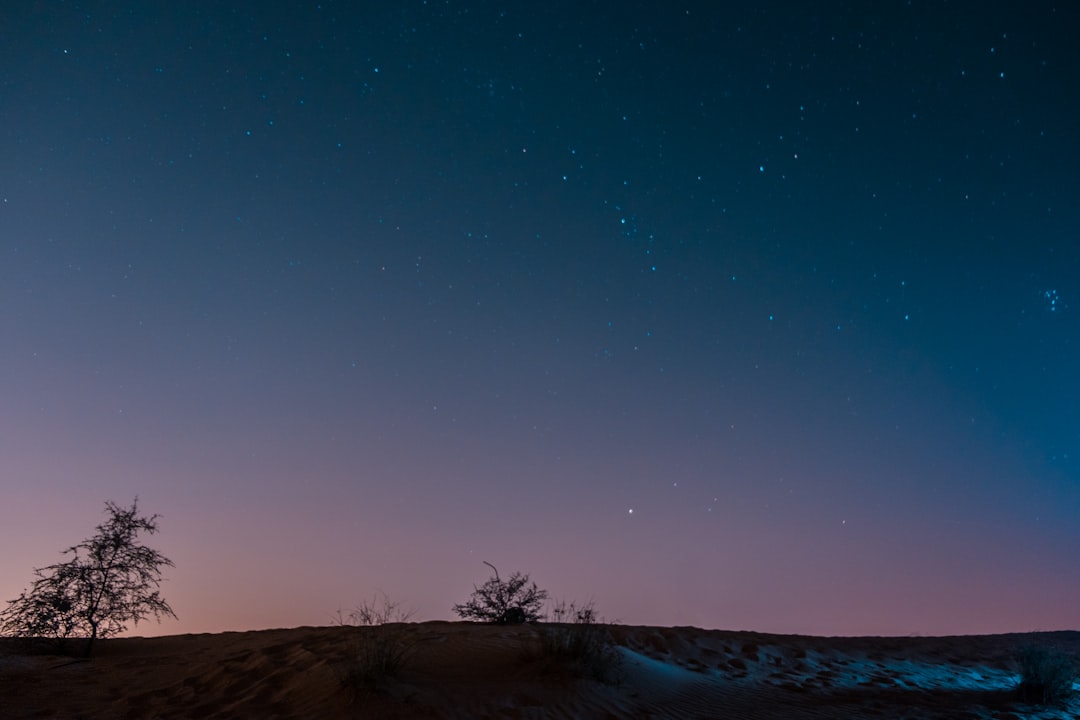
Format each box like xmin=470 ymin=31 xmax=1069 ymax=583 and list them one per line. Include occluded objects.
xmin=0 ymin=498 xmax=176 ymax=656
xmin=452 ymin=561 xmax=547 ymax=624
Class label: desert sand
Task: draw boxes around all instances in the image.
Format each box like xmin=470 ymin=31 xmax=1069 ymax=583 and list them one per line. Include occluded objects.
xmin=2 ymin=623 xmax=1078 ymax=719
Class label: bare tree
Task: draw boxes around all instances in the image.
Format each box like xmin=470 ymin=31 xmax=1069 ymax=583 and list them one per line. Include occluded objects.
xmin=0 ymin=498 xmax=176 ymax=656
xmin=452 ymin=561 xmax=547 ymax=624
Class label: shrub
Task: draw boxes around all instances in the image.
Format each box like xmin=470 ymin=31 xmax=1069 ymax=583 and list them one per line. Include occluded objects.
xmin=334 ymin=592 xmax=416 ymax=699
xmin=453 ymin=561 xmax=547 ymax=624
xmin=535 ymin=600 xmax=622 ymax=684
xmin=1016 ymin=645 xmax=1077 ymax=705
xmin=335 ymin=591 xmax=414 ymax=628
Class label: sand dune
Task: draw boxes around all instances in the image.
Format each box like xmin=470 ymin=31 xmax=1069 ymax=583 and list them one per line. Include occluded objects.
xmin=2 ymin=623 xmax=1078 ymax=719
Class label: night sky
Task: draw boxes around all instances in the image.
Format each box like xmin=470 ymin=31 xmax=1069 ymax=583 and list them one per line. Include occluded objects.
xmin=2 ymin=2 xmax=1078 ymax=637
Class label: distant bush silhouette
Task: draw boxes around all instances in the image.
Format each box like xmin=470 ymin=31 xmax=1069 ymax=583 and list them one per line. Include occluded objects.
xmin=0 ymin=499 xmax=175 ymax=657
xmin=334 ymin=591 xmax=415 ymax=628
xmin=1016 ymin=645 xmax=1077 ymax=705
xmin=333 ymin=592 xmax=416 ymax=699
xmin=534 ymin=599 xmax=623 ymax=684
xmin=452 ymin=561 xmax=547 ymax=624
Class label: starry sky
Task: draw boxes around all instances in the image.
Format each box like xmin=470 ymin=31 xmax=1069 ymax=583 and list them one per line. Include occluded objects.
xmin=2 ymin=1 xmax=1077 ymax=637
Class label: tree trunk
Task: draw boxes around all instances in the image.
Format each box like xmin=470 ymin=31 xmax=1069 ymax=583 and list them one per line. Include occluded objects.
xmin=84 ymin=624 xmax=98 ymax=658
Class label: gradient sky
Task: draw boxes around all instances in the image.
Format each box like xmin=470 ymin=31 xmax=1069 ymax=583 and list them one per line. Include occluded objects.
xmin=2 ymin=2 xmax=1077 ymax=637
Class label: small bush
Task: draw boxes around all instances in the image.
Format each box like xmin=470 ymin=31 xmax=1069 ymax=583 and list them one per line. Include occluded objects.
xmin=333 ymin=593 xmax=416 ymax=699
xmin=453 ymin=561 xmax=547 ymax=624
xmin=335 ymin=592 xmax=415 ymax=628
xmin=534 ymin=600 xmax=622 ymax=685
xmin=1016 ymin=645 xmax=1077 ymax=705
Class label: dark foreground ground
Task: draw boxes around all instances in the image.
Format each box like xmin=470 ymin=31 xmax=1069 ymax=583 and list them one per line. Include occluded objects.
xmin=2 ymin=623 xmax=1078 ymax=719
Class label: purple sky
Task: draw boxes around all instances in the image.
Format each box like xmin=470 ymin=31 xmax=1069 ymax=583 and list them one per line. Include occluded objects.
xmin=2 ymin=2 xmax=1078 ymax=637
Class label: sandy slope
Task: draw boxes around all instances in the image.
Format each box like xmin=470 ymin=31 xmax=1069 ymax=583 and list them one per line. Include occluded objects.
xmin=2 ymin=623 xmax=1078 ymax=719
